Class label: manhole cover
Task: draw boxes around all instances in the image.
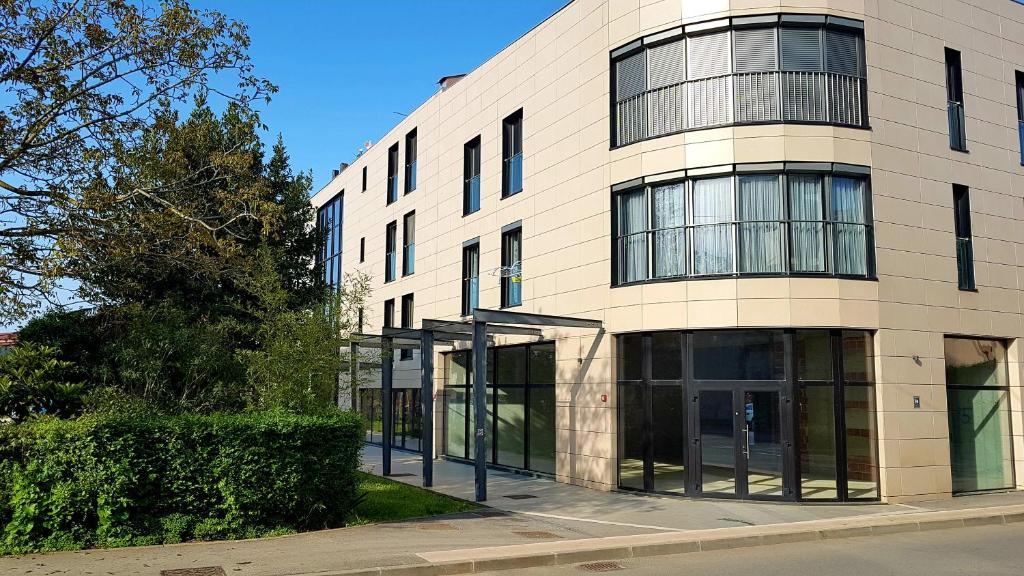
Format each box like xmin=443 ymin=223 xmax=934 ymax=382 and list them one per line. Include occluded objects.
xmin=578 ymin=561 xmax=624 ymax=572
xmin=387 ymin=473 xmax=416 ymax=478
xmin=503 ymin=494 xmax=538 ymax=500
xmin=513 ymin=530 xmax=562 ymax=540
xmin=161 ymin=568 xmax=227 ymax=576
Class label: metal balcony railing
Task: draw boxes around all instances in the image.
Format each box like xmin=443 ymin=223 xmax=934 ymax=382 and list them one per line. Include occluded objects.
xmin=948 ymin=101 xmax=967 ymax=151
xmin=465 ymin=175 xmax=481 ymax=214
xmin=615 ymin=71 xmax=867 ymax=147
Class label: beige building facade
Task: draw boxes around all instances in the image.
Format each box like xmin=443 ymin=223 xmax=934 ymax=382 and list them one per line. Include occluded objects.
xmin=312 ymin=0 xmax=1024 ymax=503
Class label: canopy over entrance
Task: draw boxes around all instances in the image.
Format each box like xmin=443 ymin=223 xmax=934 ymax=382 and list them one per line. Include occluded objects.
xmin=351 ymin=308 xmax=601 ymax=501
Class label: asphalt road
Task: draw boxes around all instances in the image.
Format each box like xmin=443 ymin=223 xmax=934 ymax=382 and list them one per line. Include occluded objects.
xmin=481 ymin=523 xmax=1024 ymax=576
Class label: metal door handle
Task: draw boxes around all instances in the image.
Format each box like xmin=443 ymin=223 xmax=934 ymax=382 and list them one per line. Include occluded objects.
xmin=742 ymin=425 xmax=750 ymax=458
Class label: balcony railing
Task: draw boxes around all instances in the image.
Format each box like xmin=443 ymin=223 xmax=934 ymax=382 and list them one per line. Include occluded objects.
xmin=948 ymin=101 xmax=967 ymax=151
xmin=615 ymin=71 xmax=867 ymax=147
xmin=406 ymin=161 xmax=417 ymax=192
xmin=1018 ymin=121 xmax=1023 ymax=165
xmin=385 ymin=252 xmax=396 ymax=283
xmin=956 ymin=237 xmax=974 ymax=290
xmin=464 ymin=175 xmax=481 ymax=214
xmin=387 ymin=176 xmax=399 ymax=203
xmin=504 ymin=153 xmax=523 ymax=196
xmin=403 ymin=244 xmax=415 ymax=275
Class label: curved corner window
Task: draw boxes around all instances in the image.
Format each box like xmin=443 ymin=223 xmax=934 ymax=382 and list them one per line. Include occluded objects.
xmin=613 ymin=164 xmax=873 ymax=285
xmin=612 ymin=15 xmax=867 ymax=147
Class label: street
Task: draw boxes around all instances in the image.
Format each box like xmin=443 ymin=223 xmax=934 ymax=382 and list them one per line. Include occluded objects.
xmin=481 ymin=523 xmax=1024 ymax=576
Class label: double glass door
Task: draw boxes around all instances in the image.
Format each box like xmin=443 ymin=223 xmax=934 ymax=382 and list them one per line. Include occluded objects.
xmin=693 ymin=384 xmax=786 ymax=499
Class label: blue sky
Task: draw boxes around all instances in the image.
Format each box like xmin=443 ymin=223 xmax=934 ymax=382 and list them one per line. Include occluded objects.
xmin=194 ymin=0 xmax=569 ymax=192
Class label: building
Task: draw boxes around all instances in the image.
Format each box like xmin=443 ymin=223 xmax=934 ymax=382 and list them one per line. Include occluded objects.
xmin=311 ymin=0 xmax=1024 ymax=503
xmin=0 ymin=332 xmax=16 ymax=356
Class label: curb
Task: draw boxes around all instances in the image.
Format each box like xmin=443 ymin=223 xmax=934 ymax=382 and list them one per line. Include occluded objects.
xmin=291 ymin=506 xmax=1024 ymax=576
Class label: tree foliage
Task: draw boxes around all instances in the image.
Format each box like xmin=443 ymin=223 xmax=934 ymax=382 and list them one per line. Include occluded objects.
xmin=0 ymin=342 xmax=84 ymax=422
xmin=0 ymin=0 xmax=276 ymax=322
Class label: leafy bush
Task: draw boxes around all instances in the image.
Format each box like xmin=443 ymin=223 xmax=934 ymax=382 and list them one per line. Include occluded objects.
xmin=0 ymin=410 xmax=363 ymax=554
xmin=0 ymin=343 xmax=85 ymax=422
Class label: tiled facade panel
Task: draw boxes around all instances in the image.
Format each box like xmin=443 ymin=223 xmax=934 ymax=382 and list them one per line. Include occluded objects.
xmin=313 ymin=0 xmax=1024 ymax=501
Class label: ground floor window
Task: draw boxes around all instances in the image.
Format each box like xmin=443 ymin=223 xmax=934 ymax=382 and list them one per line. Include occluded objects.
xmin=944 ymin=337 xmax=1015 ymax=493
xmin=358 ymin=388 xmax=422 ymax=452
xmin=442 ymin=342 xmax=556 ymax=475
xmin=616 ymin=329 xmax=879 ymax=502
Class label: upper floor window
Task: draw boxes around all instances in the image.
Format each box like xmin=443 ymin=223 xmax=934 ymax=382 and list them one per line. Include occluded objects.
xmin=386 ymin=142 xmax=399 ymax=204
xmin=462 ymin=241 xmax=480 ymax=316
xmin=316 ymin=191 xmax=343 ymax=289
xmin=464 ymin=137 xmax=481 ymax=215
xmin=1015 ymin=71 xmax=1023 ymax=165
xmin=945 ymin=48 xmax=967 ymax=151
xmin=384 ymin=298 xmax=395 ymax=328
xmin=402 ymin=210 xmax=415 ymax=276
xmin=502 ymin=110 xmax=523 ymax=197
xmin=953 ymin=184 xmax=975 ymax=291
xmin=400 ymin=293 xmax=414 ymax=360
xmin=359 ymin=237 xmax=365 ymax=263
xmin=384 ymin=220 xmax=397 ymax=283
xmin=362 ymin=165 xmax=367 ymax=192
xmin=613 ymin=164 xmax=874 ymax=285
xmin=405 ymin=129 xmax=417 ymax=194
xmin=611 ymin=15 xmax=866 ymax=147
xmin=501 ymin=224 xmax=522 ymax=308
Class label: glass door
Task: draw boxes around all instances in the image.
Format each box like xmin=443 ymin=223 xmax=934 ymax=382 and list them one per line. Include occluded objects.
xmin=694 ymin=385 xmax=785 ymax=499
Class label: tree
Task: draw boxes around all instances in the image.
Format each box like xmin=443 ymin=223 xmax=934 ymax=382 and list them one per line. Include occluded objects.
xmin=0 ymin=0 xmax=276 ymax=323
xmin=0 ymin=342 xmax=84 ymax=422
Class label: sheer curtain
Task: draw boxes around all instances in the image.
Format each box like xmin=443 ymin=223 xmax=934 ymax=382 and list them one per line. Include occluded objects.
xmin=653 ymin=183 xmax=686 ymax=277
xmin=738 ymin=175 xmax=783 ymax=273
xmin=788 ymin=174 xmax=826 ymax=272
xmin=618 ymin=190 xmax=648 ymax=283
xmin=692 ymin=177 xmax=734 ymax=275
xmin=831 ymin=177 xmax=868 ymax=275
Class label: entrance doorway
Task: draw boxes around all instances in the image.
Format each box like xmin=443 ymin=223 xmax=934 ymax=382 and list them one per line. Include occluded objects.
xmin=694 ymin=386 xmax=784 ymax=498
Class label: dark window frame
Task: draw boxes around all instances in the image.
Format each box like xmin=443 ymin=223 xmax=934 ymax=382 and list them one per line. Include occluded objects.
xmin=402 ymin=210 xmax=416 ymax=276
xmin=400 ymin=293 xmax=414 ymax=360
xmin=384 ymin=220 xmax=397 ymax=283
xmin=461 ymin=241 xmax=480 ymax=316
xmin=502 ymin=109 xmax=524 ymax=198
xmin=405 ymin=129 xmax=418 ymax=194
xmin=383 ymin=298 xmax=395 ymax=329
xmin=463 ymin=136 xmax=482 ymax=216
xmin=1015 ymin=70 xmax=1023 ymax=165
xmin=611 ymin=165 xmax=875 ymax=286
xmin=362 ymin=165 xmax=367 ymax=192
xmin=315 ymin=190 xmax=344 ymax=290
xmin=953 ymin=184 xmax=975 ymax=291
xmin=945 ymin=47 xmax=968 ymax=152
xmin=359 ymin=237 xmax=365 ymax=263
xmin=386 ymin=142 xmax=400 ymax=205
xmin=501 ymin=225 xmax=522 ymax=308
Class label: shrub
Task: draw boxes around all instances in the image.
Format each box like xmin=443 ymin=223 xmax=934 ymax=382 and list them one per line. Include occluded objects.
xmin=0 ymin=410 xmax=363 ymax=554
xmin=0 ymin=343 xmax=85 ymax=422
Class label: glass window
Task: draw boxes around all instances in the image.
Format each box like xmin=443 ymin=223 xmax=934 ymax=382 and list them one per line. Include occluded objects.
xmin=383 ymin=298 xmax=394 ymax=329
xmin=692 ymin=331 xmax=785 ymax=380
xmin=496 ymin=346 xmax=527 ymax=386
xmin=462 ymin=243 xmax=479 ymax=316
xmin=692 ymin=177 xmax=734 ymax=275
xmin=843 ymin=385 xmax=879 ymax=499
xmin=404 ymin=129 xmax=417 ymax=193
xmin=618 ymin=333 xmax=643 ymax=380
xmin=386 ymin=143 xmax=399 ymax=204
xmin=502 ymin=111 xmax=523 ymax=197
xmin=842 ymin=330 xmax=874 ymax=383
xmin=687 ymin=30 xmax=731 ymax=79
xmin=400 ymin=294 xmax=414 ymax=360
xmin=832 ymin=177 xmax=868 ymax=276
xmin=528 ymin=385 xmax=556 ymax=474
xmin=945 ymin=48 xmax=967 ymax=151
xmin=798 ymin=385 xmax=838 ymax=499
xmin=738 ymin=174 xmax=783 ymax=273
xmin=403 ymin=211 xmax=416 ymax=276
xmin=788 ymin=174 xmax=826 ymax=273
xmin=652 ymin=383 xmax=686 ymax=493
xmin=796 ymin=330 xmax=832 ymax=382
xmin=734 ymin=27 xmax=777 ymax=73
xmin=825 ymin=29 xmax=861 ymax=76
xmin=616 ymin=189 xmax=648 ymax=283
xmin=496 ymin=386 xmax=526 ymax=468
xmin=953 ymin=185 xmax=975 ymax=290
xmin=651 ymin=332 xmax=682 ymax=380
xmin=464 ymin=137 xmax=481 ymax=215
xmin=501 ymin=227 xmax=522 ymax=308
xmin=780 ymin=28 xmax=823 ymax=71
xmin=618 ymin=382 xmax=646 ymax=490
xmin=385 ymin=221 xmax=397 ymax=283
xmin=529 ymin=344 xmax=556 ymax=384
xmin=652 ymin=183 xmax=686 ymax=278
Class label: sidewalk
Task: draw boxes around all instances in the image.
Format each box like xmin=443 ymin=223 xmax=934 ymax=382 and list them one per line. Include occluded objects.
xmin=2 ymin=446 xmax=1023 ymax=576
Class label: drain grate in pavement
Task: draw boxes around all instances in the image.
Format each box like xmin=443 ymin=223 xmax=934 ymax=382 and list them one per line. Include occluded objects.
xmin=161 ymin=568 xmax=227 ymax=576
xmin=386 ymin=473 xmax=416 ymax=478
xmin=503 ymin=494 xmax=538 ymax=500
xmin=577 ymin=561 xmax=624 ymax=572
xmin=512 ymin=530 xmax=562 ymax=540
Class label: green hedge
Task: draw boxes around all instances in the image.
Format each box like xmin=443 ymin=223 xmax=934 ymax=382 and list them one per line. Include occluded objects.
xmin=0 ymin=410 xmax=363 ymax=554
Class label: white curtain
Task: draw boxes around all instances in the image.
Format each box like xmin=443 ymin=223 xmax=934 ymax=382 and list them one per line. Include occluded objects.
xmin=653 ymin=183 xmax=686 ymax=277
xmin=618 ymin=190 xmax=648 ymax=283
xmin=738 ymin=175 xmax=783 ymax=273
xmin=788 ymin=174 xmax=825 ymax=272
xmin=832 ymin=177 xmax=868 ymax=275
xmin=692 ymin=177 xmax=733 ymax=275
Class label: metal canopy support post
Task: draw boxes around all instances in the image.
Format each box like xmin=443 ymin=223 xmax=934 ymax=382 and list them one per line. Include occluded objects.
xmin=420 ymin=329 xmax=434 ymax=487
xmin=381 ymin=336 xmax=394 ymax=477
xmin=472 ymin=319 xmax=488 ymax=502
